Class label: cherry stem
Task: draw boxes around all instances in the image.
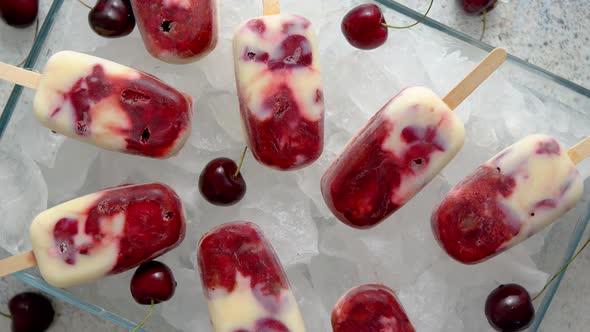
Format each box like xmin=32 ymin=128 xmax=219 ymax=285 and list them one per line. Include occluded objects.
xmin=479 ymin=9 xmax=487 ymax=41
xmin=0 ymin=310 xmax=11 ymax=319
xmin=131 ymin=299 xmax=155 ymax=332
xmin=16 ymin=18 xmax=39 ymax=68
xmin=233 ymin=146 xmax=248 ymax=178
xmin=381 ymin=0 xmax=434 ymax=30
xmin=78 ymin=0 xmax=93 ymax=10
xmin=532 ymin=235 xmax=590 ymax=302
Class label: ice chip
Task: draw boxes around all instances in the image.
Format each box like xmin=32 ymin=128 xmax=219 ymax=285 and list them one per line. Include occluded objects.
xmin=0 ymin=148 xmax=48 ymax=254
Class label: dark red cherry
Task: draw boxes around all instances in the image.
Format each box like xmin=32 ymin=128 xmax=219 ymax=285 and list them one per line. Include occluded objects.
xmin=341 ymin=4 xmax=388 ymax=50
xmin=8 ymin=292 xmax=55 ymax=332
xmin=88 ymin=0 xmax=135 ymax=38
xmin=485 ymin=284 xmax=535 ymax=332
xmin=462 ymin=0 xmax=498 ymax=15
xmin=199 ymin=157 xmax=247 ymax=206
xmin=0 ymin=0 xmax=38 ymax=27
xmin=130 ymin=261 xmax=177 ymax=305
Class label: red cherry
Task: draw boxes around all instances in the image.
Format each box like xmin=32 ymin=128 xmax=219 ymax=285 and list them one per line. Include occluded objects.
xmin=88 ymin=0 xmax=135 ymax=38
xmin=0 ymin=0 xmax=38 ymax=28
xmin=462 ymin=0 xmax=498 ymax=15
xmin=8 ymin=292 xmax=55 ymax=332
xmin=485 ymin=284 xmax=534 ymax=332
xmin=341 ymin=4 xmax=388 ymax=50
xmin=199 ymin=157 xmax=247 ymax=206
xmin=130 ymin=261 xmax=177 ymax=305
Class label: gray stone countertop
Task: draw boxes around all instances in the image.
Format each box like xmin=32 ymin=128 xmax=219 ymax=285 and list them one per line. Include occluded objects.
xmin=395 ymin=0 xmax=589 ymax=89
xmin=1 ymin=0 xmax=588 ymax=331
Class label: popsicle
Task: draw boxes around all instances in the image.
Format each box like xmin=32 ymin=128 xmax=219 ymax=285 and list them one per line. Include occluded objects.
xmin=232 ymin=0 xmax=325 ymax=170
xmin=0 ymin=183 xmax=186 ymax=288
xmin=321 ymin=48 xmax=507 ymax=229
xmin=432 ymin=134 xmax=586 ymax=264
xmin=332 ymin=284 xmax=415 ymax=332
xmin=0 ymin=51 xmax=193 ymax=158
xmin=130 ymin=0 xmax=218 ymax=63
xmin=197 ymin=221 xmax=306 ymax=332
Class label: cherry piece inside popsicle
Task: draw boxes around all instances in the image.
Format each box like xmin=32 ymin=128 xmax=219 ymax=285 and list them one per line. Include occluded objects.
xmin=332 ymin=284 xmax=415 ymax=332
xmin=234 ymin=14 xmax=324 ymax=171
xmin=432 ymin=135 xmax=584 ymax=264
xmin=197 ymin=222 xmax=305 ymax=332
xmin=33 ymin=51 xmax=193 ymax=159
xmin=321 ymin=86 xmax=464 ymax=229
xmin=130 ymin=0 xmax=218 ymax=63
xmin=54 ymin=64 xmax=191 ymax=157
xmin=30 ymin=183 xmax=186 ymax=288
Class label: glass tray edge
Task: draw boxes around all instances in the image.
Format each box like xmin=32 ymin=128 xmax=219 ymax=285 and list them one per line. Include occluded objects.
xmin=375 ymin=0 xmax=590 ymax=97
xmin=2 ymin=0 xmax=589 ymax=331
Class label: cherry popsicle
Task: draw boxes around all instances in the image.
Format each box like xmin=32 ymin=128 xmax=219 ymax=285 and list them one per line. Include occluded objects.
xmin=197 ymin=221 xmax=306 ymax=332
xmin=232 ymin=0 xmax=325 ymax=171
xmin=0 ymin=183 xmax=186 ymax=288
xmin=331 ymin=284 xmax=415 ymax=332
xmin=130 ymin=0 xmax=218 ymax=63
xmin=321 ymin=48 xmax=507 ymax=229
xmin=432 ymin=134 xmax=587 ymax=264
xmin=0 ymin=51 xmax=193 ymax=158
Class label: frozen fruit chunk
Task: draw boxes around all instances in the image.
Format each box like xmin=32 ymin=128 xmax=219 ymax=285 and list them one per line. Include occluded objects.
xmin=233 ymin=14 xmax=324 ymax=171
xmin=130 ymin=0 xmax=218 ymax=63
xmin=197 ymin=222 xmax=306 ymax=332
xmin=432 ymin=134 xmax=584 ymax=264
xmin=33 ymin=51 xmax=193 ymax=158
xmin=332 ymin=284 xmax=415 ymax=332
xmin=30 ymin=183 xmax=186 ymax=288
xmin=322 ymin=86 xmax=465 ymax=229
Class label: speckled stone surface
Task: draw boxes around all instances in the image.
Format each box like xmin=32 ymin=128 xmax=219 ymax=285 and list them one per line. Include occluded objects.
xmin=394 ymin=0 xmax=590 ymax=89
xmin=537 ymin=225 xmax=590 ymax=332
xmin=0 ymin=0 xmax=588 ymax=331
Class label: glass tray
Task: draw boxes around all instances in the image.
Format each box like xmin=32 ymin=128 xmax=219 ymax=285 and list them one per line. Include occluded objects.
xmin=1 ymin=0 xmax=589 ymax=331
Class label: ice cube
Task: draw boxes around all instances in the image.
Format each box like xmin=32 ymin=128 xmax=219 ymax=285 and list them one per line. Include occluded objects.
xmin=200 ymin=42 xmax=235 ymax=93
xmin=0 ymin=147 xmax=47 ymax=254
xmin=5 ymin=89 xmax=66 ymax=167
xmin=468 ymin=117 xmax=499 ymax=149
xmin=398 ymin=264 xmax=463 ymax=332
xmin=239 ymin=182 xmax=319 ymax=266
xmin=190 ymin=92 xmax=244 ymax=149
xmin=286 ymin=263 xmax=332 ymax=331
xmin=41 ymin=139 xmax=100 ymax=205
xmin=162 ymin=268 xmax=212 ymax=332
xmin=218 ymin=0 xmax=258 ymax=40
xmin=308 ymin=254 xmax=363 ymax=311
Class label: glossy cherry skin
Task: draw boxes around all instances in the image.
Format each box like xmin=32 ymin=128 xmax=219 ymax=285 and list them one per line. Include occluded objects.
xmin=485 ymin=284 xmax=535 ymax=332
xmin=341 ymin=4 xmax=388 ymax=50
xmin=462 ymin=0 xmax=498 ymax=15
xmin=199 ymin=157 xmax=247 ymax=206
xmin=88 ymin=0 xmax=135 ymax=38
xmin=9 ymin=292 xmax=55 ymax=332
xmin=130 ymin=261 xmax=177 ymax=305
xmin=0 ymin=0 xmax=38 ymax=27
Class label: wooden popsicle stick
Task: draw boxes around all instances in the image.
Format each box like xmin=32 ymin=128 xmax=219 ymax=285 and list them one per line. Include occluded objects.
xmin=568 ymin=136 xmax=590 ymax=165
xmin=263 ymin=0 xmax=280 ymax=16
xmin=0 ymin=62 xmax=41 ymax=89
xmin=443 ymin=48 xmax=507 ymax=110
xmin=0 ymin=251 xmax=37 ymax=278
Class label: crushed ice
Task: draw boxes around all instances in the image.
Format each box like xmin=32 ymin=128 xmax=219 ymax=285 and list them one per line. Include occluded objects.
xmin=3 ymin=0 xmax=590 ymax=330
